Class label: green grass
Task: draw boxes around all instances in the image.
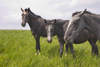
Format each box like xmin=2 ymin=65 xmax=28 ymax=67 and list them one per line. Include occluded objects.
xmin=0 ymin=30 xmax=100 ymax=67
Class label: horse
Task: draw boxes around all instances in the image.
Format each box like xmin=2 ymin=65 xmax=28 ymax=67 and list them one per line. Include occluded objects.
xmin=44 ymin=19 xmax=98 ymax=58
xmin=20 ymin=8 xmax=67 ymax=56
xmin=64 ymin=9 xmax=100 ymax=43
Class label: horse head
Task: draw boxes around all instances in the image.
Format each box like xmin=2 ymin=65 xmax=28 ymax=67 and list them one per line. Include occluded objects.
xmin=44 ymin=19 xmax=56 ymax=43
xmin=21 ymin=8 xmax=31 ymax=27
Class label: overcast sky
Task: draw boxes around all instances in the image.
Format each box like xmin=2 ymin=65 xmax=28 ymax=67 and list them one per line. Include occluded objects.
xmin=0 ymin=0 xmax=100 ymax=30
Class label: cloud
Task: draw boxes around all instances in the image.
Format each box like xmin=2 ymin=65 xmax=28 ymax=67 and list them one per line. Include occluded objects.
xmin=0 ymin=0 xmax=100 ymax=29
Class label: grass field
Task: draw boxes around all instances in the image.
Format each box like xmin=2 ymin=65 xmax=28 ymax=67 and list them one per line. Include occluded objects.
xmin=0 ymin=30 xmax=100 ymax=67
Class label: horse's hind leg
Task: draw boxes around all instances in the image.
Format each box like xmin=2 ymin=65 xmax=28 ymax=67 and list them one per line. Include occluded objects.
xmin=88 ymin=38 xmax=98 ymax=55
xmin=66 ymin=43 xmax=75 ymax=58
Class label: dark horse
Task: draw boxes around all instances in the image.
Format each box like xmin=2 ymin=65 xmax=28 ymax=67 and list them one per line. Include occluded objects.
xmin=44 ymin=19 xmax=98 ymax=57
xmin=21 ymin=8 xmax=68 ymax=55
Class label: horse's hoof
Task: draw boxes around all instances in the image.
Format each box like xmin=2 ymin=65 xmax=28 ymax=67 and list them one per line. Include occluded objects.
xmin=65 ymin=53 xmax=67 ymax=56
xmin=35 ymin=53 xmax=38 ymax=56
xmin=39 ymin=52 xmax=40 ymax=55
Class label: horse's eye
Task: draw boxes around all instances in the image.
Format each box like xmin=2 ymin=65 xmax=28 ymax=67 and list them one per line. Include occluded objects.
xmin=25 ymin=16 xmax=28 ymax=18
xmin=73 ymin=21 xmax=77 ymax=24
xmin=74 ymin=20 xmax=79 ymax=24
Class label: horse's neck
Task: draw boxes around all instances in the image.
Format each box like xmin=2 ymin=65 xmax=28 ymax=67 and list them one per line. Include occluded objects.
xmin=28 ymin=14 xmax=39 ymax=30
xmin=84 ymin=15 xmax=100 ymax=40
xmin=55 ymin=24 xmax=64 ymax=37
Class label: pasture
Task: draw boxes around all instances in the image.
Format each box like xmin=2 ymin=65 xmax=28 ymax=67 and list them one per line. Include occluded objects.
xmin=0 ymin=30 xmax=100 ymax=67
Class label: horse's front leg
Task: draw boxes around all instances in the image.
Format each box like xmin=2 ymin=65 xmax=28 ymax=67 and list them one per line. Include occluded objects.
xmin=66 ymin=43 xmax=75 ymax=58
xmin=65 ymin=43 xmax=68 ymax=56
xmin=35 ymin=35 xmax=40 ymax=55
xmin=59 ymin=41 xmax=64 ymax=58
xmin=57 ymin=37 xmax=64 ymax=58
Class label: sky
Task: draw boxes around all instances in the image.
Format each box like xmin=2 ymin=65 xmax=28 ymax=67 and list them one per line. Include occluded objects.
xmin=0 ymin=0 xmax=100 ymax=30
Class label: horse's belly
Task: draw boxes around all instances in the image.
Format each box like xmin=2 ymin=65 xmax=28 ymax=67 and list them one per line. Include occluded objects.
xmin=73 ymin=32 xmax=90 ymax=44
xmin=74 ymin=39 xmax=88 ymax=44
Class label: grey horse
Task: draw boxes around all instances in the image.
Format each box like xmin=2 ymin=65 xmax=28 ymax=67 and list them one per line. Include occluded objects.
xmin=64 ymin=9 xmax=100 ymax=43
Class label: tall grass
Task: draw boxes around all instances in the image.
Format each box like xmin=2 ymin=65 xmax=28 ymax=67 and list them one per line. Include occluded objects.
xmin=0 ymin=30 xmax=100 ymax=67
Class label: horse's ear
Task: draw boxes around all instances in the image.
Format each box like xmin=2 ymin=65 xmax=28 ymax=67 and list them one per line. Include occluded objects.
xmin=44 ymin=19 xmax=47 ymax=24
xmin=80 ymin=9 xmax=87 ymax=16
xmin=28 ymin=7 xmax=30 ymax=12
xmin=52 ymin=19 xmax=56 ymax=24
xmin=21 ymin=8 xmax=23 ymax=12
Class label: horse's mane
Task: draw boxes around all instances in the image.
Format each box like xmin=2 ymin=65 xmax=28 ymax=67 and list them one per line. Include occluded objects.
xmin=25 ymin=8 xmax=42 ymax=18
xmin=72 ymin=11 xmax=98 ymax=16
xmin=30 ymin=11 xmax=42 ymax=18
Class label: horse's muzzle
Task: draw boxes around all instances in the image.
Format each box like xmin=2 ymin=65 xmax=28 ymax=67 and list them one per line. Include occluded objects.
xmin=64 ymin=36 xmax=73 ymax=43
xmin=21 ymin=23 xmax=26 ymax=27
xmin=47 ymin=39 xmax=52 ymax=43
